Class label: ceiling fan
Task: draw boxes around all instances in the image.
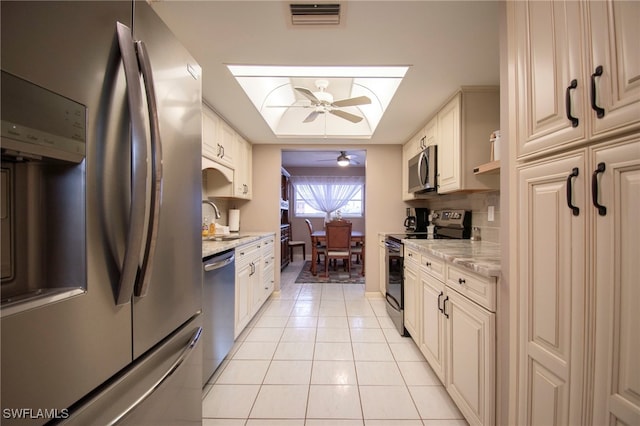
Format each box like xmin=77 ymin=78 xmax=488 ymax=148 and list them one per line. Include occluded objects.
xmin=288 ymin=79 xmax=371 ymax=124
xmin=317 ymin=151 xmax=361 ymax=167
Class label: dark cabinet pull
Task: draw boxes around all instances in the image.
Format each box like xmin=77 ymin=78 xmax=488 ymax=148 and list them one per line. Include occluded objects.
xmin=458 ymin=278 xmax=465 ymax=285
xmin=591 ymin=66 xmax=605 ymax=118
xmin=566 ymin=167 xmax=580 ymax=216
xmin=443 ymin=296 xmax=450 ymax=318
xmin=591 ymin=162 xmax=607 ymax=216
xmin=426 ymin=262 xmax=432 ymax=267
xmin=437 ymin=291 xmax=444 ymax=312
xmin=565 ymin=79 xmax=579 ymax=127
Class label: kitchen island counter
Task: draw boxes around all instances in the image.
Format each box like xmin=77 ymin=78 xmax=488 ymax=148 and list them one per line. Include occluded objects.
xmin=402 ymin=239 xmax=500 ymax=278
xmin=202 ymin=232 xmax=275 ymax=258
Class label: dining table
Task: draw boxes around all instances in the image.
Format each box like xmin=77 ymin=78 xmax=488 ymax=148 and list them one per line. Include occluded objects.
xmin=310 ymin=230 xmax=365 ymax=276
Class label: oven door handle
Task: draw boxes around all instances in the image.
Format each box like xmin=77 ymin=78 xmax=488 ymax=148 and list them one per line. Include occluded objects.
xmin=385 ymin=292 xmax=401 ymax=312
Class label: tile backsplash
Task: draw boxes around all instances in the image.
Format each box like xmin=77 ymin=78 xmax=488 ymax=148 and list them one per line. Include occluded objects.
xmin=415 ymin=191 xmax=500 ymax=243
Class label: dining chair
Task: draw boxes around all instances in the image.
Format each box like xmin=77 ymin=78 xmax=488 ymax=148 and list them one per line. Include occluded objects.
xmin=324 ymin=220 xmax=353 ymax=277
xmin=305 ymin=219 xmax=326 ymax=264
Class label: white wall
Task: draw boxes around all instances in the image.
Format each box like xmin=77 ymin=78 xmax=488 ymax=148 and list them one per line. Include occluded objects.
xmin=241 ymin=144 xmax=406 ymax=294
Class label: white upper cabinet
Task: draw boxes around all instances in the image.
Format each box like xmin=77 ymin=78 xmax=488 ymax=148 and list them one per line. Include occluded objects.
xmin=437 ymin=87 xmax=500 ymax=194
xmin=586 ymin=1 xmax=640 ymax=139
xmin=201 ymin=104 xmax=252 ymax=200
xmin=515 ymin=0 xmax=640 ymax=159
xmin=234 ymin=135 xmax=252 ymax=199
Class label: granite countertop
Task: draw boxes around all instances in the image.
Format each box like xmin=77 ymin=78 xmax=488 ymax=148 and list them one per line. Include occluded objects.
xmin=402 ymin=239 xmax=501 ymax=278
xmin=202 ymin=232 xmax=275 ymax=258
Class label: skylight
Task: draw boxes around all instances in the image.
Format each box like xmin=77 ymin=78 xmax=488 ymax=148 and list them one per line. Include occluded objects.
xmin=227 ymin=65 xmax=408 ymax=139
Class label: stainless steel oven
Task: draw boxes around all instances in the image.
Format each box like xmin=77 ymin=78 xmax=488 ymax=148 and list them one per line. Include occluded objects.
xmin=384 ymin=236 xmax=405 ymax=336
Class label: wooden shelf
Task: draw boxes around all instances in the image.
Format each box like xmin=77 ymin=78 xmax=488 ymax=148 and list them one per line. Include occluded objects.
xmin=473 ymin=160 xmax=501 ymax=175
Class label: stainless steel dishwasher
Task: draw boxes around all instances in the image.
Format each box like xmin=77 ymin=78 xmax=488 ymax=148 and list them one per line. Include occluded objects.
xmin=202 ymin=249 xmax=235 ymax=386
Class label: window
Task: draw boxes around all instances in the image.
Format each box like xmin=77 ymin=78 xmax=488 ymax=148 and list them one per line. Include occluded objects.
xmin=291 ymin=176 xmax=365 ymax=220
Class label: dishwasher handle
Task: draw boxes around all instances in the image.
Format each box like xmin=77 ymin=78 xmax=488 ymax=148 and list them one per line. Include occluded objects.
xmin=204 ymin=255 xmax=235 ymax=272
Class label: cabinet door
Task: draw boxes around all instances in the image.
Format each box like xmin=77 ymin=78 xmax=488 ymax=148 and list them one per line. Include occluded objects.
xmin=234 ymin=136 xmax=251 ymax=199
xmin=202 ymin=107 xmax=220 ymax=161
xmin=424 ymin=117 xmax=437 ymax=148
xmin=419 ymin=273 xmax=446 ymax=383
xmin=517 ymin=152 xmax=587 ymax=425
xmin=437 ymin=93 xmax=461 ymax=193
xmin=235 ymin=263 xmax=252 ymax=338
xmin=592 ymin=138 xmax=640 ymax=426
xmin=403 ymin=260 xmax=420 ymax=338
xmin=217 ymin=121 xmax=235 ymax=168
xmin=587 ymin=1 xmax=640 ymax=138
xmin=446 ymin=289 xmax=495 ymax=426
xmin=515 ymin=0 xmax=586 ymax=158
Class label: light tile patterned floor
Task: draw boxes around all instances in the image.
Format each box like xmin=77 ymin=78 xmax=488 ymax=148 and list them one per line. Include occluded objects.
xmin=202 ymin=260 xmax=468 ymax=426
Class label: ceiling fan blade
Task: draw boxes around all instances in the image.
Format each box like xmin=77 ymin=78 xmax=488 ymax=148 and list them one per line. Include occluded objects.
xmin=331 ymin=95 xmax=372 ymax=108
xmin=329 ymin=109 xmax=363 ymax=123
xmin=294 ymin=87 xmax=320 ymax=104
xmin=303 ymin=110 xmax=321 ymax=123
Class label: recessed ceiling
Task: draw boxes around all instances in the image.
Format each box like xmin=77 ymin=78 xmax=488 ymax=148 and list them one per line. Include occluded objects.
xmin=227 ymin=65 xmax=407 ymax=139
xmin=150 ymin=1 xmax=500 ymax=148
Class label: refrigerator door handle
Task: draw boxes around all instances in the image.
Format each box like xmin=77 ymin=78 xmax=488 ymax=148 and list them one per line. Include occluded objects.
xmin=134 ymin=39 xmax=163 ymax=298
xmin=108 ymin=326 xmax=203 ymax=426
xmin=115 ymin=22 xmax=149 ymax=306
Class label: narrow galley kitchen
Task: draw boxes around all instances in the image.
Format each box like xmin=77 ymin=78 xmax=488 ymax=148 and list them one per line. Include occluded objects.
xmin=202 ymin=259 xmax=468 ymax=426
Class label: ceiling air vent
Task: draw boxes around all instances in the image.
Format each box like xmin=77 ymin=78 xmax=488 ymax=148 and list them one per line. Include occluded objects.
xmin=290 ymin=3 xmax=341 ymax=25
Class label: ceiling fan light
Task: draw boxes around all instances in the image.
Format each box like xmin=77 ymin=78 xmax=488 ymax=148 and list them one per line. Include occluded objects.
xmin=337 ymin=152 xmax=350 ymax=166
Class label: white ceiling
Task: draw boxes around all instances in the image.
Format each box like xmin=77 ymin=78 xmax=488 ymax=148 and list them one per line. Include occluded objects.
xmin=151 ymin=0 xmax=500 ymax=151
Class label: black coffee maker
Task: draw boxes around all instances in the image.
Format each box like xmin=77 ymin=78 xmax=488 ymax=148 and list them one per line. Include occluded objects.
xmin=404 ymin=207 xmax=430 ymax=232
xmin=414 ymin=208 xmax=430 ymax=233
xmin=404 ymin=208 xmax=416 ymax=231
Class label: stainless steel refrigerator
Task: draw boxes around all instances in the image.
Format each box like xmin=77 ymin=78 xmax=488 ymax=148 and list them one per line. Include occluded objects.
xmin=1 ymin=2 xmax=203 ymax=424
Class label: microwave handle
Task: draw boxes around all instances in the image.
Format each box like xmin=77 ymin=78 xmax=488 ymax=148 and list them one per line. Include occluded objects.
xmin=417 ymin=150 xmax=428 ymax=186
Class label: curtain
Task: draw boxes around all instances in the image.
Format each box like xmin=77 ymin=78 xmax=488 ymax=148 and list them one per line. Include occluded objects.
xmin=291 ymin=175 xmax=364 ymax=223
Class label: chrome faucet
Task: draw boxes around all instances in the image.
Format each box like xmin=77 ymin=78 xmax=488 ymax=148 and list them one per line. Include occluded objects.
xmin=202 ymin=200 xmax=221 ymax=219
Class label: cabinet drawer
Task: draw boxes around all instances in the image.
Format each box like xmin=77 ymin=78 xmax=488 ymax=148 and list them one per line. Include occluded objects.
xmin=405 ymin=247 xmax=420 ymax=264
xmin=420 ymin=252 xmax=445 ymax=281
xmin=235 ymin=241 xmax=260 ymax=268
xmin=446 ymin=265 xmax=496 ymax=312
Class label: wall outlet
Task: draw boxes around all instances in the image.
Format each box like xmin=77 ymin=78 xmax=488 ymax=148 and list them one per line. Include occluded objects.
xmin=488 ymin=205 xmax=495 ymax=222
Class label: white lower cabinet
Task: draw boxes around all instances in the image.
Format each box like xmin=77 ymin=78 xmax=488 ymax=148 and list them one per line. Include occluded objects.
xmin=515 ymin=136 xmax=640 ymax=425
xmin=446 ymin=287 xmax=496 ymax=426
xmin=420 ymin=271 xmax=446 ymax=383
xmin=407 ymin=243 xmax=497 ymax=426
xmin=403 ymin=247 xmax=420 ymax=338
xmin=234 ymin=235 xmax=275 ymax=338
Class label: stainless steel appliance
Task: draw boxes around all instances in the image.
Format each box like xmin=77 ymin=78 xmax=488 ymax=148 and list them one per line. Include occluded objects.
xmin=384 ymin=237 xmax=405 ymax=335
xmin=407 ymin=145 xmax=437 ymax=193
xmin=1 ymin=2 xmax=203 ymax=424
xmin=385 ymin=209 xmax=471 ymax=335
xmin=202 ymin=249 xmax=235 ymax=386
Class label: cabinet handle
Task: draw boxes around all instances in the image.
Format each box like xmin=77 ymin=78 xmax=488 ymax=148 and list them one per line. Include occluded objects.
xmin=566 ymin=167 xmax=580 ymax=216
xmin=590 ymin=66 xmax=605 ymax=118
xmin=437 ymin=291 xmax=444 ymax=313
xmin=426 ymin=262 xmax=432 ymax=267
xmin=458 ymin=278 xmax=465 ymax=285
xmin=565 ymin=79 xmax=579 ymax=128
xmin=443 ymin=296 xmax=449 ymax=318
xmin=591 ymin=162 xmax=607 ymax=216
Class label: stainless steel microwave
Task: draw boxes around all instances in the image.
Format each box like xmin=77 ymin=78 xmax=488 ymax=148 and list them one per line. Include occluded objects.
xmin=407 ymin=145 xmax=437 ymax=193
